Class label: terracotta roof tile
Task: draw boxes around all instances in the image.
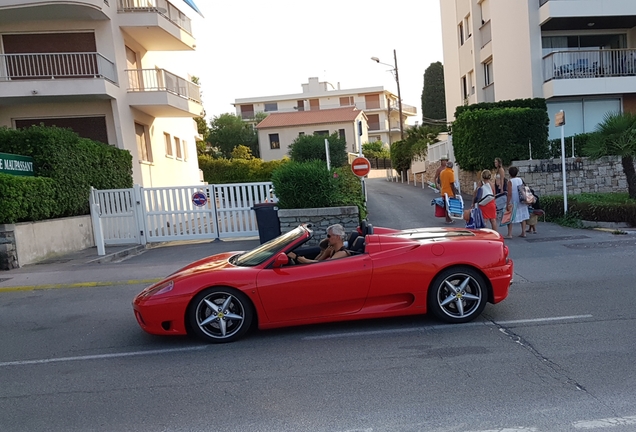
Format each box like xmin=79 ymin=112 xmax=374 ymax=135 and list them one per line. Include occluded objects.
xmin=256 ymin=107 xmax=362 ymax=129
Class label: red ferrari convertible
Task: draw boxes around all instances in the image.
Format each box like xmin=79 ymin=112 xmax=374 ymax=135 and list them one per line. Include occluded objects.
xmin=133 ymin=224 xmax=513 ymax=343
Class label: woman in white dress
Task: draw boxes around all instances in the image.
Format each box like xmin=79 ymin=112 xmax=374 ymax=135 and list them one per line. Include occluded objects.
xmin=505 ymin=166 xmax=530 ymax=238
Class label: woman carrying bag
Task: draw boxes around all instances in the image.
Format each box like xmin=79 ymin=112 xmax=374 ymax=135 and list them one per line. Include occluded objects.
xmin=473 ymin=169 xmax=497 ymax=230
xmin=504 ymin=166 xmax=530 ymax=238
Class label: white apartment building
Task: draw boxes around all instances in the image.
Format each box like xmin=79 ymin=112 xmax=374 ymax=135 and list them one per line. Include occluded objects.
xmin=440 ymin=0 xmax=636 ymax=139
xmin=234 ymin=77 xmax=417 ymax=146
xmin=0 ymin=0 xmax=204 ymax=187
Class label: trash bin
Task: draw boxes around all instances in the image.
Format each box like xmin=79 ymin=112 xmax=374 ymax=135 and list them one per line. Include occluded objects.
xmin=252 ymin=202 xmax=281 ymax=244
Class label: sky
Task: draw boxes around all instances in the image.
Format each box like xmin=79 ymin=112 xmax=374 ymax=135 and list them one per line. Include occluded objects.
xmin=181 ymin=0 xmax=445 ymax=124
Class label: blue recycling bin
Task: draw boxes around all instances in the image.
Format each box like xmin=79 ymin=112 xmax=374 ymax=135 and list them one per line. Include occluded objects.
xmin=252 ymin=202 xmax=281 ymax=244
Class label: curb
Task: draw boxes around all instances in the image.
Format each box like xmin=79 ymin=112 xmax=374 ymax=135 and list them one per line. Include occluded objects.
xmin=86 ymin=244 xmax=147 ymax=264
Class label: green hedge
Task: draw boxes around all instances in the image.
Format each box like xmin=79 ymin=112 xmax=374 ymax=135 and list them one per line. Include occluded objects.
xmin=547 ymin=133 xmax=595 ymax=159
xmin=198 ymin=156 xmax=287 ymax=184
xmin=0 ymin=174 xmax=57 ymax=223
xmin=454 ymin=98 xmax=547 ymax=118
xmin=288 ymin=132 xmax=348 ymax=167
xmin=452 ymin=106 xmax=549 ymax=171
xmin=541 ymin=194 xmax=636 ymax=227
xmin=271 ymin=160 xmax=365 ymax=218
xmin=0 ymin=126 xmax=132 ymax=223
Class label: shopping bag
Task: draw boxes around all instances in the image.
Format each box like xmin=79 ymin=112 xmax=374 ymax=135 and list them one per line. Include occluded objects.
xmin=500 ymin=208 xmax=513 ymax=226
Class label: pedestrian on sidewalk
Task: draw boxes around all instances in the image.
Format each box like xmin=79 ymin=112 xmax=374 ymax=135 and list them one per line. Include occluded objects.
xmin=505 ymin=166 xmax=530 ymax=238
xmin=434 ymin=155 xmax=449 ymax=190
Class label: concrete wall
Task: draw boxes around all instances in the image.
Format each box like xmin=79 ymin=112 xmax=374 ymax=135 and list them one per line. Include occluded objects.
xmin=278 ymin=206 xmax=359 ymax=246
xmin=14 ymin=216 xmax=95 ymax=266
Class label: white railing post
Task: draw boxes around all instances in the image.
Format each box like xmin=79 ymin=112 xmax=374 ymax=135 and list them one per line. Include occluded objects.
xmin=90 ymin=202 xmax=106 ymax=256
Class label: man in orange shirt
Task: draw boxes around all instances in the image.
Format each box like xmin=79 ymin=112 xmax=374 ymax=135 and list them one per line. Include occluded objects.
xmin=434 ymin=155 xmax=449 ymax=190
xmin=439 ymin=161 xmax=458 ymax=224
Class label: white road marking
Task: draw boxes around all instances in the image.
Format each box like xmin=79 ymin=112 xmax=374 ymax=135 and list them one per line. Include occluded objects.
xmin=573 ymin=415 xmax=636 ymax=429
xmin=0 ymin=346 xmax=207 ymax=368
xmin=302 ymin=315 xmax=594 ymax=340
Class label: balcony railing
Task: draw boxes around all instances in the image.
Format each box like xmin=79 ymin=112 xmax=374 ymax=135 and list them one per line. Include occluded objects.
xmin=0 ymin=53 xmax=116 ymax=83
xmin=126 ymin=68 xmax=201 ymax=103
xmin=118 ymin=0 xmax=192 ymax=34
xmin=480 ymin=20 xmax=492 ymax=48
xmin=543 ymin=49 xmax=636 ymax=82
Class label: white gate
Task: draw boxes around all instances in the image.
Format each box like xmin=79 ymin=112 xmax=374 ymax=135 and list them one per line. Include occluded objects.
xmin=90 ymin=182 xmax=275 ymax=250
xmin=90 ymin=187 xmax=141 ymax=245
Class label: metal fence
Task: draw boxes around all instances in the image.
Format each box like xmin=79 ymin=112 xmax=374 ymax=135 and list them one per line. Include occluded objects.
xmin=543 ymin=49 xmax=636 ymax=82
xmin=117 ymin=0 xmax=192 ymax=34
xmin=0 ymin=53 xmax=117 ymax=83
xmin=126 ymin=68 xmax=201 ymax=103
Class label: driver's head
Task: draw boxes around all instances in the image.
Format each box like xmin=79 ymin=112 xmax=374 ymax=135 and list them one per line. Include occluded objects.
xmin=326 ymin=224 xmax=346 ymax=245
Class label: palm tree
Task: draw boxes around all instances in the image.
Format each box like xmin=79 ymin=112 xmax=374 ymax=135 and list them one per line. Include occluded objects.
xmin=585 ymin=112 xmax=636 ymax=199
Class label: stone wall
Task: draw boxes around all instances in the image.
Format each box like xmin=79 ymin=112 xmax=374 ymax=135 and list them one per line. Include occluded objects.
xmin=409 ymin=156 xmax=627 ymax=197
xmin=0 ymin=224 xmax=19 ymax=270
xmin=278 ymin=206 xmax=359 ymax=246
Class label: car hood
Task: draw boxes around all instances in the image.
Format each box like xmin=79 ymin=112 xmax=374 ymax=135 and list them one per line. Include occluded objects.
xmin=169 ymin=251 xmax=240 ymax=278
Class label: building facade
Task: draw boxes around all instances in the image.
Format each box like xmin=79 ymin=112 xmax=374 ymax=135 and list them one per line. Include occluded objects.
xmin=0 ymin=0 xmax=204 ymax=187
xmin=440 ymin=0 xmax=636 ymax=139
xmin=234 ymin=77 xmax=417 ymax=147
xmin=255 ymin=107 xmax=368 ymax=162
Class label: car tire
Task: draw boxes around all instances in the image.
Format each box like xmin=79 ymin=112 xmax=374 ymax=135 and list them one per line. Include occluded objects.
xmin=427 ymin=266 xmax=488 ymax=324
xmin=188 ymin=287 xmax=253 ymax=343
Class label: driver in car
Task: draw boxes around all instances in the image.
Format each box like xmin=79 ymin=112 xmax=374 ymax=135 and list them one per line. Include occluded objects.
xmin=288 ymin=224 xmax=351 ymax=264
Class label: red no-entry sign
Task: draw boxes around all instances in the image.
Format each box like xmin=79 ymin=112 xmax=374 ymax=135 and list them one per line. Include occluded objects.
xmin=351 ymin=156 xmax=371 ymax=177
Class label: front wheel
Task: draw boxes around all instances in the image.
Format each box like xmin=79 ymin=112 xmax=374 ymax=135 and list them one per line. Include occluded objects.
xmin=428 ymin=267 xmax=488 ymax=323
xmin=188 ymin=288 xmax=253 ymax=343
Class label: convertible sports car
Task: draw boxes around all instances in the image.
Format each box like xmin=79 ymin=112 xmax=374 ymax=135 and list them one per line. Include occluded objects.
xmin=133 ymin=223 xmax=513 ymax=343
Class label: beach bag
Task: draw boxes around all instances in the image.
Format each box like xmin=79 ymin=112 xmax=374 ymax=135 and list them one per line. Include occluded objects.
xmin=518 ymin=182 xmax=536 ymax=204
xmin=500 ymin=208 xmax=513 ymax=226
xmin=472 ymin=206 xmax=485 ymax=229
xmin=477 ymin=182 xmax=495 ymax=206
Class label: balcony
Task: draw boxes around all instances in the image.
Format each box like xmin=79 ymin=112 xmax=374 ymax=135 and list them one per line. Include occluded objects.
xmin=117 ymin=0 xmax=195 ymax=51
xmin=0 ymin=0 xmax=109 ymax=22
xmin=126 ymin=68 xmax=202 ymax=117
xmin=0 ymin=53 xmax=118 ymax=101
xmin=543 ymin=49 xmax=636 ymax=98
xmin=539 ymin=0 xmax=636 ymax=31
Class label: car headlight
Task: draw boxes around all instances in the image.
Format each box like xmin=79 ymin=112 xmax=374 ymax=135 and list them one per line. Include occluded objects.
xmin=139 ymin=280 xmax=174 ymax=299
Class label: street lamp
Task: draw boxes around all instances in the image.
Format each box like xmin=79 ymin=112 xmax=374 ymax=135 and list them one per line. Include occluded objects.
xmin=371 ymin=49 xmax=404 ymax=141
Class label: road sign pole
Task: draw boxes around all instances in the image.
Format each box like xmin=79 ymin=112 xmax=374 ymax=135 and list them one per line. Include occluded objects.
xmin=561 ymin=123 xmax=568 ymax=214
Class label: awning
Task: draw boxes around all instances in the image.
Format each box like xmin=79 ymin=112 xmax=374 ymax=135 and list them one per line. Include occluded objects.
xmin=183 ymin=0 xmax=203 ymax=17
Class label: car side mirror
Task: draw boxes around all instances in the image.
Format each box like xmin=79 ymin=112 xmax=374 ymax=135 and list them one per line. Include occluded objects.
xmin=273 ymin=253 xmax=289 ymax=268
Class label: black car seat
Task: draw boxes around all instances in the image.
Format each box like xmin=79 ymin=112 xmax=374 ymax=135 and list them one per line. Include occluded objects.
xmin=347 ymin=231 xmax=359 ymax=248
xmin=359 ymin=220 xmax=368 ymax=236
xmin=348 ymin=236 xmax=365 ymax=254
xmin=366 ymin=223 xmax=374 ymax=235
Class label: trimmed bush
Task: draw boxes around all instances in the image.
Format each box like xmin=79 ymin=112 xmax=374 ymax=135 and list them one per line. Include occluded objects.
xmin=541 ymin=194 xmax=636 ymax=227
xmin=452 ymin=106 xmax=550 ymax=171
xmin=547 ymin=133 xmax=595 ymax=159
xmin=288 ymin=133 xmax=347 ymax=167
xmin=0 ymin=174 xmax=57 ymax=223
xmin=271 ymin=160 xmax=365 ymax=218
xmin=198 ymin=156 xmax=287 ymax=184
xmin=454 ymin=98 xmax=547 ymax=118
xmin=0 ymin=125 xmax=132 ymax=223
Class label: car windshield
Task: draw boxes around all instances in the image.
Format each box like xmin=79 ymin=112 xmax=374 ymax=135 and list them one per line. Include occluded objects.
xmin=234 ymin=226 xmax=309 ymax=267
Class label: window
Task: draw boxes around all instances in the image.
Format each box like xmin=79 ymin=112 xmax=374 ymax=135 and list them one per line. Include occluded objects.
xmin=367 ymin=114 xmax=380 ymax=131
xmin=240 ymin=104 xmax=254 ymax=119
xmin=461 ymin=76 xmax=468 ymax=100
xmin=465 ymin=14 xmax=471 ymax=39
xmin=174 ymin=137 xmax=182 ymax=159
xmin=182 ymin=140 xmax=188 ymax=161
xmin=365 ymin=94 xmax=381 ymax=109
xmin=468 ymin=70 xmax=475 ymax=95
xmin=135 ymin=122 xmax=152 ymax=162
xmin=296 ymin=100 xmax=305 ymax=111
xmin=269 ymin=133 xmax=280 ymax=149
xmin=298 ymin=132 xmax=305 ymax=137
xmin=340 ymin=96 xmax=354 ymax=107
xmin=314 ymin=130 xmax=329 ymax=136
xmin=484 ymin=61 xmax=493 ymax=86
xmin=309 ymin=99 xmax=320 ymax=111
xmin=264 ymin=103 xmax=278 ymax=112
xmin=164 ymin=133 xmax=173 ymax=157
xmin=459 ymin=22 xmax=465 ymax=45
xmin=339 ymin=129 xmax=346 ymax=141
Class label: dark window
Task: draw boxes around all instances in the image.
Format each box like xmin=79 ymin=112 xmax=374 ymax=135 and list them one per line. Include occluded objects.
xmin=461 ymin=76 xmax=468 ymax=99
xmin=365 ymin=94 xmax=380 ymax=109
xmin=367 ymin=114 xmax=380 ymax=131
xmin=269 ymin=133 xmax=280 ymax=149
xmin=309 ymin=99 xmax=320 ymax=111
xmin=298 ymin=132 xmax=305 ymax=137
xmin=264 ymin=103 xmax=278 ymax=112
xmin=240 ymin=104 xmax=255 ymax=119
xmin=296 ymin=100 xmax=305 ymax=111
xmin=339 ymin=129 xmax=346 ymax=140
xmin=459 ymin=22 xmax=465 ymax=45
xmin=314 ymin=130 xmax=329 ymax=136
xmin=135 ymin=122 xmax=152 ymax=162
xmin=15 ymin=116 xmax=108 ymax=144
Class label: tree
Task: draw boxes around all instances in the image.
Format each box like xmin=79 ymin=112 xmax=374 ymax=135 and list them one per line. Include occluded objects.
xmin=206 ymin=113 xmax=258 ymax=158
xmin=421 ymin=62 xmax=447 ymax=130
xmin=362 ymin=142 xmax=390 ymax=159
xmin=231 ymin=145 xmax=254 ymax=160
xmin=584 ymin=112 xmax=636 ymax=199
xmin=288 ymin=133 xmax=348 ymax=167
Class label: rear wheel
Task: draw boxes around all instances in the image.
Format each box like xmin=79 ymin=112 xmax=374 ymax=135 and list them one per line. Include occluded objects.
xmin=428 ymin=267 xmax=488 ymax=323
xmin=188 ymin=288 xmax=253 ymax=343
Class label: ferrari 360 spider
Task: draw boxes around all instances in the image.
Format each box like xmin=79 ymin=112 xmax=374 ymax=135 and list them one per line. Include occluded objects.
xmin=133 ymin=224 xmax=513 ymax=343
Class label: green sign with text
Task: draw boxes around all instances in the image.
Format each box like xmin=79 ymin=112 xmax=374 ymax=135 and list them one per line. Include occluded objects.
xmin=0 ymin=152 xmax=35 ymax=177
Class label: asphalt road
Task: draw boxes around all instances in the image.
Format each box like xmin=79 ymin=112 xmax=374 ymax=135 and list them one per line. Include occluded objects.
xmin=1 ymin=177 xmax=636 ymax=432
